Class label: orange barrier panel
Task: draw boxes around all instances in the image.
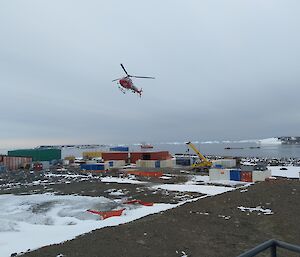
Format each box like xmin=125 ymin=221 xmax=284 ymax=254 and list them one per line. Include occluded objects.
xmin=125 ymin=171 xmax=163 ymax=177
xmin=87 ymin=209 xmax=125 ymax=219
xmin=124 ymin=199 xmax=154 ymax=206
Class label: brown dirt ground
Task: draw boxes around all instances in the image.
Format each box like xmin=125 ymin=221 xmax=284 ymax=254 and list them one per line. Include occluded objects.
xmin=1 ymin=170 xmax=300 ymax=257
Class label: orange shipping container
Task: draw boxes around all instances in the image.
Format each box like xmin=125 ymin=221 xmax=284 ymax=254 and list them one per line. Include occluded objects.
xmin=241 ymin=171 xmax=252 ymax=182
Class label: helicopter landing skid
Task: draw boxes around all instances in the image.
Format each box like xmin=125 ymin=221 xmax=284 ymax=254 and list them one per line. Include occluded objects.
xmin=118 ymin=86 xmax=126 ymax=94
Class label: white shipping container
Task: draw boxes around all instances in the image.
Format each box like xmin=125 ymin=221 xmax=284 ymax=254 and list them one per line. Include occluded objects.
xmin=136 ymin=160 xmax=156 ymax=168
xmin=209 ymin=168 xmax=231 ymax=181
xmin=252 ymin=169 xmax=271 ymax=182
xmin=209 ymin=168 xmax=221 ymax=181
xmin=219 ymin=169 xmax=231 ymax=180
xmin=212 ymin=159 xmax=236 ymax=168
xmin=160 ymin=158 xmax=176 ymax=168
xmin=86 ymin=160 xmax=98 ymax=164
xmin=102 ymin=162 xmax=110 ymax=170
xmin=109 ymin=160 xmax=126 ymax=168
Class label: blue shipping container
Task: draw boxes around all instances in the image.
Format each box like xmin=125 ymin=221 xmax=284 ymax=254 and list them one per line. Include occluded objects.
xmin=230 ymin=169 xmax=241 ymax=181
xmin=214 ymin=164 xmax=223 ymax=168
xmin=81 ymin=164 xmax=105 ymax=171
xmin=0 ymin=165 xmax=6 ymax=173
xmin=109 ymin=146 xmax=129 ymax=152
xmin=155 ymin=160 xmax=160 ymax=168
xmin=109 ymin=161 xmax=114 ymax=167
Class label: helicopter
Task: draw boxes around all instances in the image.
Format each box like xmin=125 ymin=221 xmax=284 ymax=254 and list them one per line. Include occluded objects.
xmin=112 ymin=64 xmax=155 ymax=97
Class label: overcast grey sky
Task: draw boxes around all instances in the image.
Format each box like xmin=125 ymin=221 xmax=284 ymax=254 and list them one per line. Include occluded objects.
xmin=1 ymin=0 xmax=300 ymax=148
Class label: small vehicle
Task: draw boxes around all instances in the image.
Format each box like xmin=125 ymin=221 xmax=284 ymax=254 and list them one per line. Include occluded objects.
xmin=112 ymin=64 xmax=154 ymax=97
xmin=279 ymin=167 xmax=288 ymax=170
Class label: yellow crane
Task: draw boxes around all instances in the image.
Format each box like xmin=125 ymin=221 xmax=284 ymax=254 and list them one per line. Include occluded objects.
xmin=186 ymin=142 xmax=212 ymax=171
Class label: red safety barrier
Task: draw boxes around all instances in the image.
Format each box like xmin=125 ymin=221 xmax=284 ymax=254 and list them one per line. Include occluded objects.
xmin=125 ymin=171 xmax=163 ymax=177
xmin=87 ymin=209 xmax=125 ymax=219
xmin=124 ymin=199 xmax=154 ymax=206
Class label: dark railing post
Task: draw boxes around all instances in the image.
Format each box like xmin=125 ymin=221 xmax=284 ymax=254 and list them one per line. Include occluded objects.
xmin=270 ymin=244 xmax=276 ymax=257
xmin=237 ymin=239 xmax=300 ymax=257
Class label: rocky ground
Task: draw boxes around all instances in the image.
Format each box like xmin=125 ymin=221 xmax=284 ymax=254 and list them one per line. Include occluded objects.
xmin=0 ymin=167 xmax=299 ymax=257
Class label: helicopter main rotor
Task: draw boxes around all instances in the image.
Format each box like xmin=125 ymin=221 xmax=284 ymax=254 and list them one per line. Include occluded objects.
xmin=112 ymin=64 xmax=155 ymax=82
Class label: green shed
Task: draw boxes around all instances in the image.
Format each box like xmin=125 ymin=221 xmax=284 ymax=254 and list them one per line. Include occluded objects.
xmin=8 ymin=148 xmax=61 ymax=162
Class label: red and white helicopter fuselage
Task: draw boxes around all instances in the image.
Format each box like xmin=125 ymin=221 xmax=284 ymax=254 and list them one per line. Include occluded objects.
xmin=118 ymin=77 xmax=142 ymax=96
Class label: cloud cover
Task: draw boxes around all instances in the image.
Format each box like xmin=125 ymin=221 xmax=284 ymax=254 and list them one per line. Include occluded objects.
xmin=1 ymin=0 xmax=300 ymax=148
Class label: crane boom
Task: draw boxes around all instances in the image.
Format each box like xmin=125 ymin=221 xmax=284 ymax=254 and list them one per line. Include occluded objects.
xmin=186 ymin=142 xmax=212 ymax=170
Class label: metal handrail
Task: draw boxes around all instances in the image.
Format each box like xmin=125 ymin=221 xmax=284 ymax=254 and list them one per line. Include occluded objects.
xmin=237 ymin=239 xmax=300 ymax=257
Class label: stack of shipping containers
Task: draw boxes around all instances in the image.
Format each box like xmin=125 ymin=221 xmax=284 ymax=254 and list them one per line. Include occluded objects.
xmin=209 ymin=163 xmax=271 ymax=182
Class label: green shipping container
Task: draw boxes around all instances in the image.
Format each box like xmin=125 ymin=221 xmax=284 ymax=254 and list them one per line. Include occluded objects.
xmin=8 ymin=149 xmax=61 ymax=162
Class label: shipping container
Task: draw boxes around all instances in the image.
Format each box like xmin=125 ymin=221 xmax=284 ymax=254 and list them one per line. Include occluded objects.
xmin=209 ymin=168 xmax=231 ymax=181
xmin=102 ymin=152 xmax=129 ymax=162
xmin=241 ymin=171 xmax=252 ymax=182
xmin=136 ymin=160 xmax=157 ymax=168
xmin=130 ymin=151 xmax=171 ymax=163
xmin=212 ymin=159 xmax=236 ymax=168
xmin=155 ymin=160 xmax=160 ymax=168
xmin=176 ymin=157 xmax=191 ymax=166
xmin=160 ymin=158 xmax=176 ymax=168
xmin=109 ymin=146 xmax=129 ymax=152
xmin=213 ymin=164 xmax=223 ymax=169
xmin=252 ymin=169 xmax=271 ymax=182
xmin=3 ymin=156 xmax=32 ymax=171
xmin=82 ymin=151 xmax=102 ymax=159
xmin=8 ymin=149 xmax=61 ymax=162
xmin=219 ymin=169 xmax=230 ymax=180
xmin=100 ymin=151 xmax=171 ymax=164
xmin=241 ymin=165 xmax=255 ymax=172
xmin=107 ymin=160 xmax=126 ymax=168
xmin=64 ymin=156 xmax=75 ymax=162
xmin=80 ymin=163 xmax=109 ymax=171
xmin=230 ymin=169 xmax=241 ymax=181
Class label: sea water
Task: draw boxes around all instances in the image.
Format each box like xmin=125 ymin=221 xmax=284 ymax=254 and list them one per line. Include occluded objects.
xmin=1 ymin=140 xmax=300 ymax=158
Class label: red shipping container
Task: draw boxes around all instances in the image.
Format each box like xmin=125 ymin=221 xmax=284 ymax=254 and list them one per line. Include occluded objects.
xmin=101 ymin=151 xmax=171 ymax=164
xmin=241 ymin=171 xmax=252 ymax=182
xmin=130 ymin=151 xmax=171 ymax=163
xmin=101 ymin=152 xmax=129 ymax=162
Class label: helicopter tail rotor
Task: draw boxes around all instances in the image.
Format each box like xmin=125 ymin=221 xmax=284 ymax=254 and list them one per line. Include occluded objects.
xmin=138 ymin=88 xmax=143 ymax=97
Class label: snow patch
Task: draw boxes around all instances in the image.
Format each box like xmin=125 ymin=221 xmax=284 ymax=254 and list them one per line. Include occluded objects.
xmin=268 ymin=166 xmax=300 ymax=178
xmin=0 ymin=194 xmax=175 ymax=257
xmin=152 ymin=184 xmax=235 ymax=195
xmin=258 ymin=137 xmax=281 ymax=145
xmin=101 ymin=177 xmax=146 ymax=184
xmin=238 ymin=206 xmax=273 ymax=215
